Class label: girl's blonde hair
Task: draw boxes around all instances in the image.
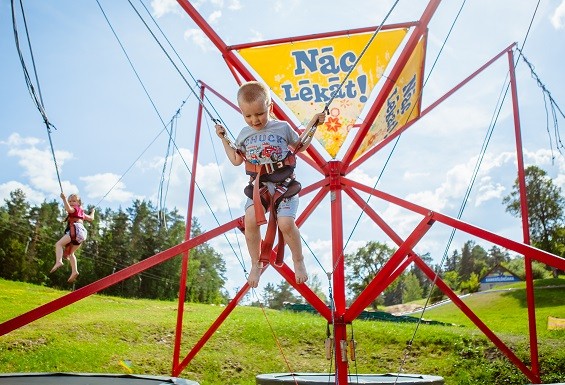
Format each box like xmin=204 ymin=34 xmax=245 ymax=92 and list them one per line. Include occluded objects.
xmin=68 ymin=194 xmax=82 ymax=206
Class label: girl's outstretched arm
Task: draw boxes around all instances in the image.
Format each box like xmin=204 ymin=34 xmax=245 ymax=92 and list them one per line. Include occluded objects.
xmin=60 ymin=193 xmax=75 ymax=214
xmin=84 ymin=208 xmax=95 ymax=222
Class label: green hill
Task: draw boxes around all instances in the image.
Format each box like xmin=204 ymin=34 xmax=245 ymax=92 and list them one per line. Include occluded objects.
xmin=0 ymin=278 xmax=564 ymax=384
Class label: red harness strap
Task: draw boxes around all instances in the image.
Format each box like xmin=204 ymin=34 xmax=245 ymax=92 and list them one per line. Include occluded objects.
xmin=63 ymin=217 xmax=81 ymax=258
xmin=244 ymin=153 xmax=297 ymax=226
xmin=242 ymin=154 xmax=300 ymax=268
xmin=243 ymin=174 xmax=301 ymax=268
xmin=258 ymin=181 xmax=301 ymax=267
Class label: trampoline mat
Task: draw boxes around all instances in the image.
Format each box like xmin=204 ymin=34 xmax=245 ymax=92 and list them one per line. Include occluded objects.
xmin=255 ymin=373 xmax=445 ymax=384
xmin=0 ymin=373 xmax=199 ymax=385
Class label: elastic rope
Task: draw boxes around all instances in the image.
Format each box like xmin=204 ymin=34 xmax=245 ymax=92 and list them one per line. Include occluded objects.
xmin=324 ymin=0 xmax=400 ymax=110
xmin=134 ymin=0 xmax=234 ymax=141
xmin=98 ymin=2 xmax=246 ymax=280
xmin=203 ymin=113 xmax=247 ymax=273
xmin=396 ymin=0 xmax=544 ymax=379
xmin=12 ymin=0 xmax=63 ymax=193
xmin=248 ymin=287 xmax=299 ymax=385
xmin=127 ymin=0 xmax=224 ymax=129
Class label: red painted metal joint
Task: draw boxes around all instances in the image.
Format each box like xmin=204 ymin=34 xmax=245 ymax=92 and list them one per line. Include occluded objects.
xmin=328 ymin=160 xmax=343 ymax=190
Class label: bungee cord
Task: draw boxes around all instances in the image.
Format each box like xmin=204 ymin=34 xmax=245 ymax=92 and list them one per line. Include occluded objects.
xmin=93 ymin=1 xmax=252 ymax=277
xmin=134 ymin=0 xmax=233 ymax=139
xmin=126 ymin=0 xmax=224 ymax=129
xmin=124 ymin=0 xmax=250 ymax=273
xmin=11 ymin=0 xmax=63 ymax=194
xmin=515 ymin=47 xmax=565 ymax=159
xmin=324 ymin=0 xmax=401 ymax=112
xmin=394 ymin=1 xmax=552 ymax=381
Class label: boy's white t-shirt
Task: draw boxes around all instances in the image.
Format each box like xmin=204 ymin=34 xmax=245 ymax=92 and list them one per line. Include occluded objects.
xmin=235 ymin=120 xmax=298 ymax=165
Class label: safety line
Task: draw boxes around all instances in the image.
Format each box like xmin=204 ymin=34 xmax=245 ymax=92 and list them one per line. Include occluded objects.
xmin=257 ymin=294 xmax=300 ymax=385
xmin=324 ymin=0 xmax=401 ymax=111
xmin=395 ymin=1 xmax=545 ymax=381
xmin=126 ymin=0 xmax=222 ymax=128
xmin=130 ymin=1 xmax=249 ymax=274
xmin=11 ymin=0 xmax=63 ymax=194
xmin=95 ymin=2 xmax=246 ymax=278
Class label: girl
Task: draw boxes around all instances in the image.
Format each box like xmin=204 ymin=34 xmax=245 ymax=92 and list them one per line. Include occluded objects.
xmin=50 ymin=192 xmax=95 ymax=283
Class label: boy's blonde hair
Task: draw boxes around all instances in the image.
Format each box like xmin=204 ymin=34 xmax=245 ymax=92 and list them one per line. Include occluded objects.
xmin=237 ymin=81 xmax=271 ymax=106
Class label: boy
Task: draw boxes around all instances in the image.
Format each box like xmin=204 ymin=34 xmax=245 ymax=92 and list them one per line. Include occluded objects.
xmin=215 ymin=81 xmax=325 ymax=288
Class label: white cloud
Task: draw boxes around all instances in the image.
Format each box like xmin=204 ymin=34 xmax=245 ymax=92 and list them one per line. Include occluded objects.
xmin=248 ymin=29 xmax=264 ymax=43
xmin=80 ymin=173 xmax=138 ymax=204
xmin=403 ymin=171 xmax=430 ymax=180
xmin=0 ymin=181 xmax=46 ymax=206
xmin=208 ymin=10 xmax=222 ymax=24
xmin=475 ymin=177 xmax=505 ymax=207
xmin=4 ymin=133 xmax=76 ymax=196
xmin=347 ymin=167 xmax=378 ymax=187
xmin=150 ymin=0 xmax=180 ymax=18
xmin=551 ymin=0 xmax=565 ymax=29
xmin=228 ymin=0 xmax=241 ymax=11
xmin=184 ymin=28 xmax=214 ymax=51
xmin=1 ymin=133 xmax=41 ymax=147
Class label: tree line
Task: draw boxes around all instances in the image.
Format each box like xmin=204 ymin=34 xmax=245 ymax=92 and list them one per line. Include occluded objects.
xmin=0 ymin=189 xmax=227 ymax=303
xmin=1 ymin=165 xmax=563 ymax=309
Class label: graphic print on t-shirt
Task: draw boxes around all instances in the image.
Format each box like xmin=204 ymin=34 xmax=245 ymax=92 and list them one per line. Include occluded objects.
xmin=243 ymin=133 xmax=287 ymax=165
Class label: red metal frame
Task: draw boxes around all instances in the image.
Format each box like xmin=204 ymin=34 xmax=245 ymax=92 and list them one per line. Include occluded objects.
xmin=2 ymin=1 xmax=565 ymax=384
xmin=172 ymin=1 xmax=564 ymax=383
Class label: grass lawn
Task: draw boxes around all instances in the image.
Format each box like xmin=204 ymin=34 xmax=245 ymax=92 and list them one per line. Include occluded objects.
xmin=1 ymin=278 xmax=565 ymax=384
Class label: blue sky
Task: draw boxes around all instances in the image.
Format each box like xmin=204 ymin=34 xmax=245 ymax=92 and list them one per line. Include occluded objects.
xmin=2 ymin=0 xmax=565 ymax=296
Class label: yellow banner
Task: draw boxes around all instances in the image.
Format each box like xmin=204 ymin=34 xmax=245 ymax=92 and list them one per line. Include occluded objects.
xmin=238 ymin=29 xmax=408 ymax=158
xmin=353 ymin=36 xmax=425 ymax=160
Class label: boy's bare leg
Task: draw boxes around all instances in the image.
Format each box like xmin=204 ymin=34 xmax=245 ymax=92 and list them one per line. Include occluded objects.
xmin=244 ymin=205 xmax=263 ymax=288
xmin=278 ymin=217 xmax=308 ymax=284
xmin=51 ymin=234 xmax=70 ymax=273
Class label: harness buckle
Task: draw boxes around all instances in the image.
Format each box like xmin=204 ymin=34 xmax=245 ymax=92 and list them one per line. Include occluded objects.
xmin=260 ymin=157 xmax=285 ymax=174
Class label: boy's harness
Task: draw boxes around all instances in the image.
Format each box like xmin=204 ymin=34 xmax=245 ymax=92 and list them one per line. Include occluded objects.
xmin=242 ymin=152 xmax=302 ymax=267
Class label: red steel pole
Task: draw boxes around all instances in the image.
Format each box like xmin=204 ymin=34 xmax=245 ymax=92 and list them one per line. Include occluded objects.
xmin=172 ymin=83 xmax=207 ymax=373
xmin=508 ymin=47 xmax=540 ymax=382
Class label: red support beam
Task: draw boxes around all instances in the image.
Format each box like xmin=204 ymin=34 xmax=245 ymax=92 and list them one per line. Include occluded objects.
xmin=343 ymin=177 xmax=565 ymax=271
xmin=173 ymin=83 xmax=207 ymax=371
xmin=346 ymin=43 xmax=516 ymax=174
xmin=174 ymin=281 xmax=250 ymax=376
xmin=341 ymin=0 xmax=442 ymax=167
xmin=346 ymin=213 xmax=435 ymax=320
xmin=413 ymin=257 xmax=540 ymax=384
xmin=507 ymin=47 xmax=540 ymax=379
xmin=328 ymin=162 xmax=348 ymax=383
